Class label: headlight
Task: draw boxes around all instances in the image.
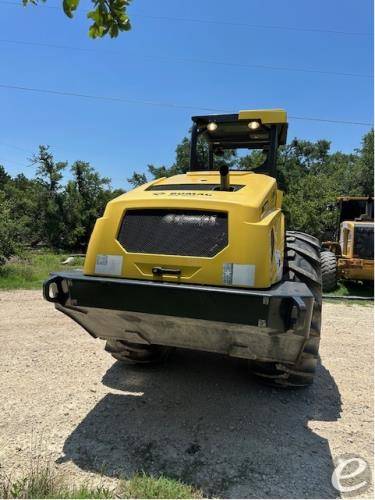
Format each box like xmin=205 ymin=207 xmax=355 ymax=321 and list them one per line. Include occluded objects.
xmin=207 ymin=122 xmax=218 ymax=132
xmin=248 ymin=121 xmax=260 ymax=130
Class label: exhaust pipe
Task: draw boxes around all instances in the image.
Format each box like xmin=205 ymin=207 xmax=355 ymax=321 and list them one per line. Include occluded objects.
xmin=220 ymin=165 xmax=230 ymax=191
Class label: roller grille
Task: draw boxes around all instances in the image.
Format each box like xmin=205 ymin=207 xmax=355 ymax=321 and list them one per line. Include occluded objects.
xmin=118 ymin=209 xmax=228 ymax=257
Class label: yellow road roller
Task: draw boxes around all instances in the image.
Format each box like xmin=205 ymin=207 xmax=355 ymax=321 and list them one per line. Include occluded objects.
xmin=44 ymin=109 xmax=322 ymax=387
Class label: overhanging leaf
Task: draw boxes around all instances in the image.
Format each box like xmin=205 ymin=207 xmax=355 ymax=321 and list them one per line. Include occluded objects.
xmin=63 ymin=0 xmax=80 ymax=18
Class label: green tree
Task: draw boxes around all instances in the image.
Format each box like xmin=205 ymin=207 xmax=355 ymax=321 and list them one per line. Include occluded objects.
xmin=283 ymin=173 xmax=339 ymax=239
xmin=353 ymin=130 xmax=374 ymax=196
xmin=60 ymin=179 xmax=85 ymax=249
xmin=0 ymin=192 xmax=19 ymax=264
xmin=135 ymin=134 xmax=237 ymax=184
xmin=275 ymin=139 xmax=331 ymax=192
xmin=237 ymin=149 xmax=265 ymax=171
xmin=23 ymin=0 xmax=132 ymax=38
xmin=33 ymin=145 xmax=66 ymax=193
xmin=280 ymin=136 xmax=372 ymax=239
xmin=0 ymin=155 xmax=126 ymax=259
xmin=67 ymin=161 xmax=113 ymax=249
xmin=31 ymin=145 xmax=67 ymax=248
xmin=0 ymin=165 xmax=11 ymax=188
xmin=127 ymin=171 xmax=147 ymax=188
xmin=3 ymin=174 xmax=42 ymax=246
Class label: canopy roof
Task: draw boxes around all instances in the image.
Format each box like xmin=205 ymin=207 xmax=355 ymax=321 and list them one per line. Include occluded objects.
xmin=191 ymin=109 xmax=288 ymax=150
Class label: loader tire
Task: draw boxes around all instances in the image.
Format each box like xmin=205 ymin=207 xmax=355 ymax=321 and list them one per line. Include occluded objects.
xmin=105 ymin=339 xmax=171 ymax=364
xmin=321 ymin=250 xmax=338 ymax=292
xmin=249 ymin=231 xmax=322 ymax=388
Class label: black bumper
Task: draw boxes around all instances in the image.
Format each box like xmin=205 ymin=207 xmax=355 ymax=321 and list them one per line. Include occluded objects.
xmin=43 ymin=272 xmax=314 ymax=363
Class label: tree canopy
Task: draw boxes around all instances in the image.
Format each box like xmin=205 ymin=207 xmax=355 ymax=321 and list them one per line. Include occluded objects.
xmin=23 ymin=0 xmax=132 ymax=38
xmin=0 ymin=146 xmax=125 ymax=262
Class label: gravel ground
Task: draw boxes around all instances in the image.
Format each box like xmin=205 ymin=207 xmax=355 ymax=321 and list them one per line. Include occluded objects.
xmin=0 ymin=290 xmax=373 ymax=498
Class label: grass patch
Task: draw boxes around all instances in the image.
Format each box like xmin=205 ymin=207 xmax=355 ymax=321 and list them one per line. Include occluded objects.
xmin=0 ymin=251 xmax=84 ymax=290
xmin=323 ymin=280 xmax=373 ymax=305
xmin=0 ymin=464 xmax=112 ymax=499
xmin=121 ymin=472 xmax=202 ymax=498
xmin=324 ymin=280 xmax=373 ymax=298
xmin=0 ymin=466 xmax=202 ymax=499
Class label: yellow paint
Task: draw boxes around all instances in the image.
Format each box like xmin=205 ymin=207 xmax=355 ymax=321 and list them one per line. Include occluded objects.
xmin=338 ymin=220 xmax=374 ymax=281
xmin=84 ymin=171 xmax=285 ymax=288
xmin=239 ymin=109 xmax=287 ymax=124
xmin=338 ymin=258 xmax=374 ymax=281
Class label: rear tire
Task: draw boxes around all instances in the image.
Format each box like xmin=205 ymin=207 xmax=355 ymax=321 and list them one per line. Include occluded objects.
xmin=105 ymin=339 xmax=172 ymax=364
xmin=321 ymin=250 xmax=338 ymax=292
xmin=249 ymin=231 xmax=322 ymax=388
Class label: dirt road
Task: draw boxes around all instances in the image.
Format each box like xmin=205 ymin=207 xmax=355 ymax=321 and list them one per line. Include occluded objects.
xmin=0 ymin=290 xmax=373 ymax=498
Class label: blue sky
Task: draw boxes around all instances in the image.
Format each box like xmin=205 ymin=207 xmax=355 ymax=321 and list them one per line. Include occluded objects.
xmin=1 ymin=0 xmax=373 ymax=188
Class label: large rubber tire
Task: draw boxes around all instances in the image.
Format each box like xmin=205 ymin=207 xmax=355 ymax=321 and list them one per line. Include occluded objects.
xmin=105 ymin=339 xmax=172 ymax=365
xmin=321 ymin=250 xmax=338 ymax=292
xmin=250 ymin=231 xmax=322 ymax=388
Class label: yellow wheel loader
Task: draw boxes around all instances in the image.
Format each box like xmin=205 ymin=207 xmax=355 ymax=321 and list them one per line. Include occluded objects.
xmin=321 ymin=196 xmax=374 ymax=292
xmin=44 ymin=109 xmax=322 ymax=387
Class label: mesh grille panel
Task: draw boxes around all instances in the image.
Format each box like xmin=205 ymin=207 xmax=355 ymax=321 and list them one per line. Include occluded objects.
xmin=118 ymin=209 xmax=228 ymax=257
xmin=354 ymin=226 xmax=374 ymax=259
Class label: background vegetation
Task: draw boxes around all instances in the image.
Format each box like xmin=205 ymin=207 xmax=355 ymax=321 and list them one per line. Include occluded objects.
xmin=0 ymin=463 xmax=201 ymax=498
xmin=0 ymin=130 xmax=373 ymax=267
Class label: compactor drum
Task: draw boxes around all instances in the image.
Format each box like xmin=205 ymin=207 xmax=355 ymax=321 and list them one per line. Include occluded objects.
xmin=44 ymin=109 xmax=322 ymax=387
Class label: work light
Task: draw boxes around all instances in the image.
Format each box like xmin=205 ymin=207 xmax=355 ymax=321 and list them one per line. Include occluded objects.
xmin=207 ymin=122 xmax=218 ymax=132
xmin=248 ymin=121 xmax=260 ymax=130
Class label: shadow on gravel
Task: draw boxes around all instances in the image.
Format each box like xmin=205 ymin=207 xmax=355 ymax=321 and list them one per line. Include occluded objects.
xmin=60 ymin=350 xmax=342 ymax=498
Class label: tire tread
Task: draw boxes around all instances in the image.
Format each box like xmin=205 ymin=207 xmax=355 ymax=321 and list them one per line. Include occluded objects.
xmin=250 ymin=231 xmax=322 ymax=388
xmin=321 ymin=250 xmax=338 ymax=292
